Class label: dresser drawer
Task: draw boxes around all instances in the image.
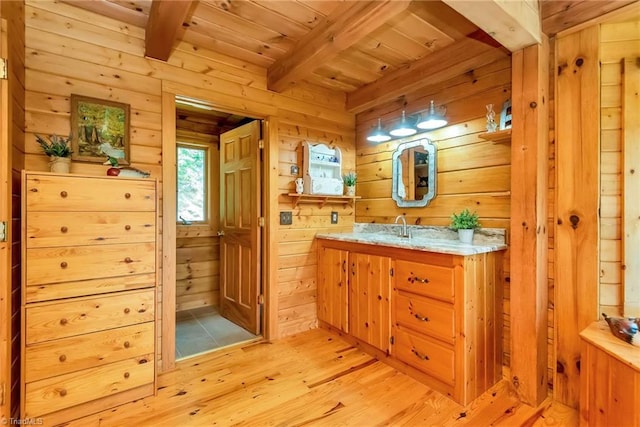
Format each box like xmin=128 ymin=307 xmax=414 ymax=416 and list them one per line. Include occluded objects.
xmin=25 ymin=289 xmax=154 ymax=344
xmin=24 ymin=354 xmax=154 ymax=418
xmin=395 ymin=328 xmax=455 ymax=386
xmin=395 ymin=293 xmax=455 ymax=344
xmin=25 ymin=174 xmax=155 ymax=212
xmin=394 ymin=260 xmax=454 ymax=302
xmin=25 ymin=322 xmax=154 ymax=382
xmin=26 ymin=211 xmax=156 ymax=248
xmin=26 ymin=242 xmax=155 ymax=286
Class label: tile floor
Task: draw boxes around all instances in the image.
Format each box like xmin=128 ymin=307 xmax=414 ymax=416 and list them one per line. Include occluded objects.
xmin=175 ymin=305 xmax=258 ymax=359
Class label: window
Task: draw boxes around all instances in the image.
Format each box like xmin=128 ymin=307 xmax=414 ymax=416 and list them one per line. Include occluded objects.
xmin=177 ymin=143 xmax=209 ymax=223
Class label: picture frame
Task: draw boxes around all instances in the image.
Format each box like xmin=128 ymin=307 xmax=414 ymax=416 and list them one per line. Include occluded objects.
xmin=499 ymin=98 xmax=512 ymax=130
xmin=70 ymin=94 xmax=130 ymax=164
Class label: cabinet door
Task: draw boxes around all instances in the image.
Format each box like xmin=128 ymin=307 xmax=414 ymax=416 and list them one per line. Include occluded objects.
xmin=349 ymin=252 xmax=391 ymax=352
xmin=317 ymin=247 xmax=349 ymax=332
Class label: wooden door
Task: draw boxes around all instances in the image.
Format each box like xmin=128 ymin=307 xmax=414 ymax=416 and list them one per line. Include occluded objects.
xmin=0 ymin=17 xmax=11 ymax=420
xmin=219 ymin=121 xmax=261 ymax=335
xmin=349 ymin=252 xmax=391 ymax=353
xmin=317 ymin=246 xmax=349 ymax=332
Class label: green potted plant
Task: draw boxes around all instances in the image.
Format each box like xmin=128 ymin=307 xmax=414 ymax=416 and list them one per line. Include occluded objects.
xmin=450 ymin=208 xmax=480 ymax=244
xmin=343 ymin=171 xmax=357 ymax=196
xmin=36 ymin=134 xmax=72 ymax=173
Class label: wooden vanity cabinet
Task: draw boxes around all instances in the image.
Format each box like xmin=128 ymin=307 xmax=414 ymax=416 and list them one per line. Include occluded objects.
xmin=317 ymin=238 xmax=503 ymax=405
xmin=317 ymin=246 xmax=349 ymax=333
xmin=21 ymin=172 xmax=157 ymax=424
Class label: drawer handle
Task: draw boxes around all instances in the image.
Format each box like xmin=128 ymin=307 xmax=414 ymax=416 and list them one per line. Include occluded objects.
xmin=60 ymin=261 xmax=68 ymax=269
xmin=124 ymin=372 xmax=130 ymax=379
xmin=124 ymin=192 xmax=131 ymax=199
xmin=59 ymin=389 xmax=67 ymax=397
xmin=59 ymin=354 xmax=67 ymax=362
xmin=124 ymin=257 xmax=133 ymax=263
xmin=60 ymin=318 xmax=68 ymax=326
xmin=124 ymin=308 xmax=131 ymax=314
xmin=414 ymin=313 xmax=429 ymax=322
xmin=411 ymin=347 xmax=430 ymax=361
xmin=124 ymin=341 xmax=130 ymax=348
xmin=60 ymin=191 xmax=68 ymax=198
xmin=342 ymin=260 xmax=346 ymax=273
xmin=411 ymin=276 xmax=429 ymax=284
xmin=125 ymin=225 xmax=131 ymax=231
xmin=60 ymin=226 xmax=68 ymax=233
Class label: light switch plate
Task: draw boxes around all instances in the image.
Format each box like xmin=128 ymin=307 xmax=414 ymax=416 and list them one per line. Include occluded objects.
xmin=331 ymin=211 xmax=338 ymax=224
xmin=290 ymin=165 xmax=299 ymax=175
xmin=280 ymin=211 xmax=293 ymax=225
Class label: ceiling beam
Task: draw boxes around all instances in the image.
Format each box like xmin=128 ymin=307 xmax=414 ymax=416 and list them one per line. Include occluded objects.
xmin=145 ymin=0 xmax=193 ymax=61
xmin=267 ymin=0 xmax=411 ymax=93
xmin=346 ymin=36 xmax=508 ymax=114
xmin=442 ymin=0 xmax=541 ymax=51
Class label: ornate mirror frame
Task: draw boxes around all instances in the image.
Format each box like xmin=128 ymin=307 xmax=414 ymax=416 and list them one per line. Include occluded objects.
xmin=391 ymin=138 xmax=437 ymax=208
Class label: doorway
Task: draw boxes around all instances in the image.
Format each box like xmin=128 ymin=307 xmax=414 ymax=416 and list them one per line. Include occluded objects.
xmin=173 ymin=97 xmax=263 ymax=359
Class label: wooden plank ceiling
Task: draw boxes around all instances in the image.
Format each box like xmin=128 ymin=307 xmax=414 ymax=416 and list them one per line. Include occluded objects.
xmin=63 ymin=0 xmax=636 ymax=110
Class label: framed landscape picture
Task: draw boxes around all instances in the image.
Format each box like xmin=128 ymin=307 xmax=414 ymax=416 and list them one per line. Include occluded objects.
xmin=71 ymin=94 xmax=130 ymax=164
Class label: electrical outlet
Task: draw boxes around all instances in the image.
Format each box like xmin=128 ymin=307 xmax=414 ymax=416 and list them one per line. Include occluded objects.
xmin=331 ymin=211 xmax=338 ymax=224
xmin=280 ymin=211 xmax=293 ymax=225
xmin=290 ymin=165 xmax=299 ymax=175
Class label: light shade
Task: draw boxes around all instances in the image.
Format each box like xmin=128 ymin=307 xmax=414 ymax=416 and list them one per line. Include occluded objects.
xmin=416 ymin=100 xmax=447 ymax=130
xmin=366 ymin=118 xmax=391 ymax=143
xmin=389 ymin=110 xmax=417 ymax=137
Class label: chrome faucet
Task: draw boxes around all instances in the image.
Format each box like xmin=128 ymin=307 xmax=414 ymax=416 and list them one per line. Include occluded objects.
xmin=394 ymin=215 xmax=411 ymax=238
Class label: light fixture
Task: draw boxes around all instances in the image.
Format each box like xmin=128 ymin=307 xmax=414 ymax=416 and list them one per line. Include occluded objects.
xmin=416 ymin=100 xmax=448 ymax=130
xmin=389 ymin=110 xmax=417 ymax=137
xmin=366 ymin=118 xmax=391 ymax=143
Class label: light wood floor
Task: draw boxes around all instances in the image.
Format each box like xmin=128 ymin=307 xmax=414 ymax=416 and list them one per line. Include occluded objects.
xmin=69 ymin=328 xmax=578 ymax=426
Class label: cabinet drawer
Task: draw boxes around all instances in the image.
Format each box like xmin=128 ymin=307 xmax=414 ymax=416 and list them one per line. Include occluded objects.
xmin=25 ymin=174 xmax=155 ymax=212
xmin=25 ymin=322 xmax=154 ymax=383
xmin=395 ymin=293 xmax=455 ymax=344
xmin=24 ymin=354 xmax=153 ymax=418
xmin=26 ymin=242 xmax=155 ymax=286
xmin=395 ymin=328 xmax=455 ymax=386
xmin=26 ymin=289 xmax=154 ymax=344
xmin=394 ymin=260 xmax=454 ymax=302
xmin=26 ymin=212 xmax=156 ymax=248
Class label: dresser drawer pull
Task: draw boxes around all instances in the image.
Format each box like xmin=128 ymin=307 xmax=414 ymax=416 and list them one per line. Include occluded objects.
xmin=410 ymin=276 xmax=429 ymax=284
xmin=124 ymin=372 xmax=130 ymax=379
xmin=124 ymin=341 xmax=131 ymax=348
xmin=411 ymin=347 xmax=430 ymax=361
xmin=342 ymin=260 xmax=346 ymax=273
xmin=60 ymin=261 xmax=68 ymax=269
xmin=413 ymin=313 xmax=429 ymax=322
xmin=60 ymin=191 xmax=68 ymax=198
xmin=125 ymin=225 xmax=131 ymax=231
xmin=60 ymin=318 xmax=68 ymax=326
xmin=59 ymin=354 xmax=67 ymax=362
xmin=124 ymin=193 xmax=131 ymax=199
xmin=59 ymin=389 xmax=67 ymax=397
xmin=124 ymin=257 xmax=133 ymax=263
xmin=60 ymin=226 xmax=68 ymax=233
xmin=124 ymin=308 xmax=131 ymax=314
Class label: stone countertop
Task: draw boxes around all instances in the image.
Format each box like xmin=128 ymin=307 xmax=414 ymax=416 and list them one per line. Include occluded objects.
xmin=315 ymin=232 xmax=507 ymax=256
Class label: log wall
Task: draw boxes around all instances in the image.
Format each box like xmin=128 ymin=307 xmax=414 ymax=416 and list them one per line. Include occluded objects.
xmin=354 ymin=57 xmax=513 ymax=369
xmin=23 ymin=0 xmax=355 ymax=368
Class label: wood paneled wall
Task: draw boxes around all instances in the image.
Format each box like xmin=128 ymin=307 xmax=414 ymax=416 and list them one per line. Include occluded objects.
xmin=23 ymin=0 xmax=355 ymax=368
xmin=354 ymin=57 xmax=512 ymax=368
xmin=599 ymin=19 xmax=640 ymax=315
xmin=1 ymin=0 xmax=25 ymax=417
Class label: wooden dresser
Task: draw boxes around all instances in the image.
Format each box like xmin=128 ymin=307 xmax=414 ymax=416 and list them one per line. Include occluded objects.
xmin=317 ymin=238 xmax=503 ymax=405
xmin=21 ymin=171 xmax=157 ymax=424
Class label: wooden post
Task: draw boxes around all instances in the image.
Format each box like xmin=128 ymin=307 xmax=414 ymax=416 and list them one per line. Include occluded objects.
xmin=510 ymin=35 xmax=549 ymax=406
xmin=554 ymin=26 xmax=600 ymax=408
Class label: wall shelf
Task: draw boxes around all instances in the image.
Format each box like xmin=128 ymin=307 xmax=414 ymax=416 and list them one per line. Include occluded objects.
xmin=478 ymin=129 xmax=511 ymax=143
xmin=287 ymin=193 xmax=360 ymax=208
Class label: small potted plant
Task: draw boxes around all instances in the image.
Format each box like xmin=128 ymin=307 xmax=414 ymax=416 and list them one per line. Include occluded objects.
xmin=343 ymin=171 xmax=357 ymax=196
xmin=450 ymin=208 xmax=480 ymax=244
xmin=36 ymin=134 xmax=72 ymax=173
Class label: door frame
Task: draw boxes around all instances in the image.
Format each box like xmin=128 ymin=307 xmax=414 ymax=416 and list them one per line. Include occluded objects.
xmin=161 ymin=90 xmax=278 ymax=372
